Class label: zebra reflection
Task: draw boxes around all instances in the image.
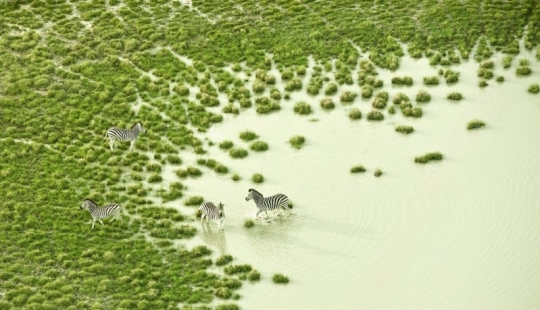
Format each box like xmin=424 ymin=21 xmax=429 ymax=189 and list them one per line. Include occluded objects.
xmin=200 ymin=221 xmax=227 ymax=255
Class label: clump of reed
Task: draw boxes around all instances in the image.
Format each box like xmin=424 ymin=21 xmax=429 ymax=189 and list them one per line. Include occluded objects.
xmin=272 ymin=274 xmax=289 ymax=284
xmin=219 ymin=140 xmax=234 ymax=150
xmin=239 ymin=130 xmax=258 ymax=141
xmin=229 ymin=148 xmax=248 ymax=159
xmin=184 ymin=196 xmax=204 ymax=206
xmin=528 ymin=84 xmax=539 ymax=94
xmin=340 ymin=91 xmax=357 ymax=103
xmin=250 ymin=141 xmax=269 ymax=152
xmin=251 ymin=173 xmax=264 ymax=183
xmin=393 ymin=93 xmax=410 ymax=105
xmin=216 ymin=255 xmax=233 ymax=266
xmin=374 ymin=169 xmax=382 ymax=177
xmin=467 ymin=120 xmax=486 ymax=130
xmin=415 ymin=90 xmax=431 ymax=103
xmin=395 ymin=125 xmax=414 ymax=134
xmin=414 ymin=152 xmax=443 ymax=163
xmin=423 ymin=76 xmax=439 ymax=85
xmin=372 ymin=91 xmax=388 ymax=109
xmin=244 ymin=219 xmax=255 ymax=228
xmin=391 ymin=76 xmax=413 ymax=85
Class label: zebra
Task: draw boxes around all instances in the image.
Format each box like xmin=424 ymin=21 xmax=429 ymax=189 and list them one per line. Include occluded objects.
xmin=245 ymin=188 xmax=290 ymax=218
xmin=199 ymin=202 xmax=225 ymax=229
xmin=80 ymin=199 xmax=122 ymax=229
xmin=105 ymin=122 xmax=145 ymax=151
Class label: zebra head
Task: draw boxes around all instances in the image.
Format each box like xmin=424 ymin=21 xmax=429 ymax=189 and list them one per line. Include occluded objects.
xmin=132 ymin=122 xmax=145 ymax=133
xmin=245 ymin=188 xmax=258 ymax=201
xmin=218 ymin=202 xmax=225 ymax=217
xmin=80 ymin=199 xmax=95 ymax=210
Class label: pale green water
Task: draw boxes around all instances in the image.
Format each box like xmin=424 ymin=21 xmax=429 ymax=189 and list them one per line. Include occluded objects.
xmin=163 ymin=48 xmax=540 ymax=309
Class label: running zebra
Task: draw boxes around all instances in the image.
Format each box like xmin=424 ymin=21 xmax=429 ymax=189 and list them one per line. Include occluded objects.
xmin=245 ymin=188 xmax=290 ymax=218
xmin=199 ymin=202 xmax=225 ymax=229
xmin=80 ymin=199 xmax=122 ymax=229
xmin=105 ymin=122 xmax=145 ymax=151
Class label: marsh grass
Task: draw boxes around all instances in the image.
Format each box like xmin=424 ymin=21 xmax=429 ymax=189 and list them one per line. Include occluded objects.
xmin=244 ymin=219 xmax=255 ymax=228
xmin=414 ymin=152 xmax=443 ymax=163
xmin=320 ymin=98 xmax=335 ymax=110
xmin=348 ymin=108 xmax=362 ymax=120
xmin=374 ymin=169 xmax=382 ymax=177
xmin=447 ymin=92 xmax=463 ymax=101
xmin=250 ymin=141 xmax=269 ymax=152
xmin=415 ymin=90 xmax=431 ymax=103
xmin=272 ymin=274 xmax=289 ymax=284
xmin=239 ymin=131 xmax=258 ymax=141
xmin=294 ymin=101 xmax=312 ymax=115
xmin=251 ymin=174 xmax=264 ymax=184
xmin=367 ymin=110 xmax=384 ymax=121
xmin=528 ymin=84 xmax=539 ymax=94
xmin=350 ymin=165 xmax=366 ymax=173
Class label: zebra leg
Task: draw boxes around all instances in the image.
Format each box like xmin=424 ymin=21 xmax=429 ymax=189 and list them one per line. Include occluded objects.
xmin=200 ymin=214 xmax=205 ymax=223
xmin=109 ymin=139 xmax=114 ymax=151
xmin=256 ymin=210 xmax=262 ymax=218
xmin=91 ymin=218 xmax=96 ymax=229
xmin=129 ymin=141 xmax=134 ymax=151
xmin=99 ymin=219 xmax=104 ymax=226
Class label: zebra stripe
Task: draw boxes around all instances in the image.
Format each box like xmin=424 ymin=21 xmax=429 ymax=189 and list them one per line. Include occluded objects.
xmin=105 ymin=122 xmax=145 ymax=151
xmin=245 ymin=188 xmax=289 ymax=217
xmin=80 ymin=199 xmax=122 ymax=229
xmin=199 ymin=202 xmax=225 ymax=228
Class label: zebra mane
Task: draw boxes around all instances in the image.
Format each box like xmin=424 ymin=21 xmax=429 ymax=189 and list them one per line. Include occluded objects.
xmin=84 ymin=198 xmax=98 ymax=206
xmin=130 ymin=122 xmax=142 ymax=129
xmin=248 ymin=188 xmax=261 ymax=195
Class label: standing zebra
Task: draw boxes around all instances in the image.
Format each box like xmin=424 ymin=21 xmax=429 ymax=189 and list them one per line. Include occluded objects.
xmin=199 ymin=202 xmax=225 ymax=229
xmin=80 ymin=199 xmax=122 ymax=229
xmin=245 ymin=188 xmax=289 ymax=218
xmin=105 ymin=122 xmax=145 ymax=151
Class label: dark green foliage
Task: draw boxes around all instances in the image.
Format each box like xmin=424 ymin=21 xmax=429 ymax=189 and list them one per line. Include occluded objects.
xmin=528 ymin=84 xmax=539 ymax=94
xmin=374 ymin=169 xmax=382 ymax=177
xmin=516 ymin=66 xmax=532 ymax=76
xmin=340 ymin=91 xmax=357 ymax=103
xmin=250 ymin=141 xmax=269 ymax=152
xmin=349 ymin=108 xmax=362 ymax=120
xmin=251 ymin=173 xmax=264 ymax=183
xmin=219 ymin=140 xmax=234 ymax=150
xmin=395 ymin=125 xmax=414 ymax=134
xmin=239 ymin=131 xmax=258 ymax=141
xmin=272 ymin=274 xmax=289 ymax=284
xmin=216 ymin=255 xmax=233 ymax=266
xmin=229 ymin=148 xmax=248 ymax=159
xmin=184 ymin=196 xmax=204 ymax=206
xmin=224 ymin=264 xmax=252 ymax=275
xmin=320 ymin=98 xmax=335 ymax=110
xmin=294 ymin=101 xmax=312 ymax=115
xmin=447 ymin=92 xmax=463 ymax=101
xmin=244 ymin=220 xmax=255 ymax=228
xmin=391 ymin=76 xmax=413 ymax=85
xmin=467 ymin=120 xmax=486 ymax=130
xmin=325 ymin=83 xmax=338 ymax=95
xmin=423 ymin=76 xmax=439 ymax=85
xmin=415 ymin=90 xmax=431 ymax=102
xmin=350 ymin=165 xmax=366 ymax=173
xmin=367 ymin=110 xmax=384 ymax=121
xmin=289 ymin=135 xmax=306 ymax=149
xmin=414 ymin=152 xmax=443 ymax=163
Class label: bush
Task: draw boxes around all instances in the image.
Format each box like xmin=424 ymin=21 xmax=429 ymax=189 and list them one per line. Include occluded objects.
xmin=216 ymin=255 xmax=233 ymax=266
xmin=348 ymin=108 xmax=362 ymax=120
xmin=239 ymin=131 xmax=258 ymax=141
xmin=320 ymin=98 xmax=335 ymax=110
xmin=374 ymin=169 xmax=382 ymax=177
xmin=467 ymin=120 xmax=486 ymax=130
xmin=219 ymin=140 xmax=234 ymax=149
xmin=294 ymin=101 xmax=312 ymax=115
xmin=367 ymin=110 xmax=384 ymax=121
xmin=224 ymin=264 xmax=252 ymax=275
xmin=350 ymin=165 xmax=366 ymax=173
xmin=528 ymin=84 xmax=539 ymax=94
xmin=289 ymin=135 xmax=306 ymax=149
xmin=244 ymin=219 xmax=255 ymax=228
xmin=272 ymin=274 xmax=289 ymax=284
xmin=250 ymin=141 xmax=269 ymax=152
xmin=325 ymin=83 xmax=338 ymax=95
xmin=414 ymin=152 xmax=443 ymax=163
xmin=516 ymin=66 xmax=532 ymax=76
xmin=340 ymin=91 xmax=357 ymax=103
xmin=251 ymin=173 xmax=264 ymax=183
xmin=393 ymin=93 xmax=410 ymax=105
xmin=447 ymin=92 xmax=463 ymax=100
xmin=148 ymin=173 xmax=162 ymax=183
xmin=229 ymin=148 xmax=248 ymax=158
xmin=416 ymin=90 xmax=431 ymax=102
xmin=402 ymin=106 xmax=423 ymax=118
xmin=423 ymin=76 xmax=439 ymax=85
xmin=395 ymin=125 xmax=414 ymax=134
xmin=184 ymin=196 xmax=204 ymax=206
xmin=231 ymin=173 xmax=241 ymax=181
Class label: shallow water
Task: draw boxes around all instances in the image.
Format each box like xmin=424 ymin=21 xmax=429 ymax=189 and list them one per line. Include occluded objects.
xmin=171 ymin=49 xmax=540 ymax=309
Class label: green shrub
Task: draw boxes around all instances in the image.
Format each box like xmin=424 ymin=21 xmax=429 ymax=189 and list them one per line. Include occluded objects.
xmin=148 ymin=173 xmax=162 ymax=183
xmin=402 ymin=106 xmax=423 ymax=118
xmin=414 ymin=152 xmax=443 ymax=163
xmin=250 ymin=141 xmax=269 ymax=152
xmin=416 ymin=90 xmax=431 ymax=102
xmin=374 ymin=169 xmax=382 ymax=177
xmin=229 ymin=148 xmax=248 ymax=158
xmin=272 ymin=274 xmax=289 ymax=284
xmin=224 ymin=264 xmax=252 ymax=275
xmin=395 ymin=125 xmax=414 ymax=134
xmin=447 ymin=92 xmax=463 ymax=100
xmin=325 ymin=83 xmax=338 ymax=95
xmin=247 ymin=270 xmax=261 ymax=281
xmin=423 ymin=76 xmax=439 ymax=85
xmin=528 ymin=84 xmax=539 ymax=94
xmin=244 ymin=219 xmax=255 ymax=228
xmin=251 ymin=173 xmax=264 ymax=183
xmin=289 ymin=135 xmax=306 ymax=149
xmin=340 ymin=91 xmax=357 ymax=103
xmin=219 ymin=140 xmax=234 ymax=149
xmin=231 ymin=173 xmax=241 ymax=181
xmin=320 ymin=98 xmax=335 ymax=110
xmin=294 ymin=101 xmax=312 ymax=115
xmin=239 ymin=131 xmax=258 ymax=141
xmin=393 ymin=93 xmax=410 ymax=105
xmin=516 ymin=66 xmax=532 ymax=75
xmin=467 ymin=120 xmax=486 ymax=130
xmin=350 ymin=165 xmax=366 ymax=173
xmin=367 ymin=110 xmax=384 ymax=121
xmin=348 ymin=108 xmax=362 ymax=120
xmin=184 ymin=196 xmax=204 ymax=206
xmin=216 ymin=255 xmax=233 ymax=266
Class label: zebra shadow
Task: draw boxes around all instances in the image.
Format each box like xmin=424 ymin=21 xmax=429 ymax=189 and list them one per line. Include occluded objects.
xmin=200 ymin=221 xmax=227 ymax=255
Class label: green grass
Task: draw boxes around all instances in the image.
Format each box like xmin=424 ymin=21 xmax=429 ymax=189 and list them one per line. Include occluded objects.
xmin=374 ymin=169 xmax=383 ymax=177
xmin=251 ymin=173 xmax=264 ymax=183
xmin=244 ymin=219 xmax=255 ymax=228
xmin=414 ymin=152 xmax=444 ymax=163
xmin=467 ymin=120 xmax=486 ymax=130
xmin=528 ymin=84 xmax=539 ymax=94
xmin=415 ymin=90 xmax=431 ymax=103
xmin=229 ymin=148 xmax=248 ymax=159
xmin=367 ymin=110 xmax=384 ymax=121
xmin=348 ymin=108 xmax=362 ymax=120
xmin=272 ymin=274 xmax=290 ymax=284
xmin=289 ymin=135 xmax=306 ymax=149
xmin=239 ymin=131 xmax=258 ymax=141
xmin=294 ymin=101 xmax=313 ymax=115
xmin=447 ymin=92 xmax=463 ymax=101
xmin=320 ymin=98 xmax=335 ymax=110
xmin=250 ymin=141 xmax=269 ymax=152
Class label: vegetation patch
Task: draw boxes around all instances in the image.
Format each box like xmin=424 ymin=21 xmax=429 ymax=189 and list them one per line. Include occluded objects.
xmin=349 ymin=108 xmax=362 ymax=120
xmin=272 ymin=274 xmax=290 ymax=284
xmin=395 ymin=125 xmax=414 ymax=134
xmin=289 ymin=135 xmax=306 ymax=149
xmin=350 ymin=165 xmax=367 ymax=173
xmin=294 ymin=101 xmax=313 ymax=115
xmin=467 ymin=120 xmax=486 ymax=130
xmin=414 ymin=152 xmax=444 ymax=164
